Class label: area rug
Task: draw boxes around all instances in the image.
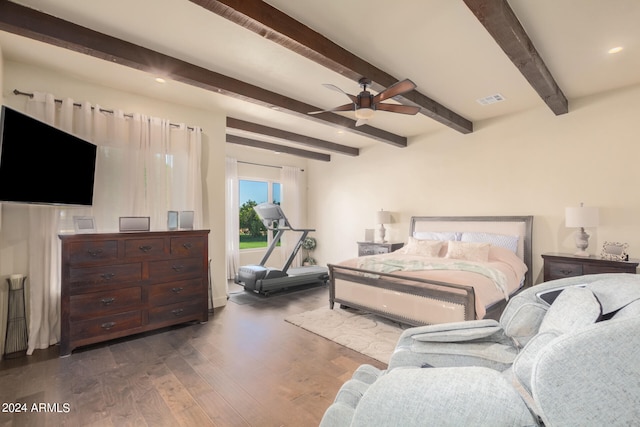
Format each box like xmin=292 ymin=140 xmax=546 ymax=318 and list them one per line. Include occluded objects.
xmin=285 ymin=307 xmax=409 ymax=364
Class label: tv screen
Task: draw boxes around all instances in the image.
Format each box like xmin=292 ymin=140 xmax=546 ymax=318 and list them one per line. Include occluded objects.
xmin=0 ymin=105 xmax=97 ymax=206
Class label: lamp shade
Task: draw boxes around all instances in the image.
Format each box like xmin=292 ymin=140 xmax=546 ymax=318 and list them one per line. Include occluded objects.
xmin=565 ymin=205 xmax=599 ymax=228
xmin=376 ymin=210 xmax=391 ymax=224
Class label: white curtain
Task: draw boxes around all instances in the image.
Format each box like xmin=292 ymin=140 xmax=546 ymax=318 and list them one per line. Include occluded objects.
xmin=280 ymin=166 xmax=304 ymax=268
xmin=24 ymin=92 xmax=203 ymax=354
xmin=25 ymin=94 xmax=63 ymax=354
xmin=225 ymin=158 xmax=239 ymax=284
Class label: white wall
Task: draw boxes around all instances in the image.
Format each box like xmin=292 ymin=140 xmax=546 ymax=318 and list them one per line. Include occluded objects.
xmin=0 ymin=61 xmax=228 ymax=307
xmin=307 ymin=84 xmax=640 ymax=284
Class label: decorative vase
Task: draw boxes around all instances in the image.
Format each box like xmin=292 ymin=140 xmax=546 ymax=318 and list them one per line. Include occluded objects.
xmin=4 ymin=275 xmax=28 ymax=358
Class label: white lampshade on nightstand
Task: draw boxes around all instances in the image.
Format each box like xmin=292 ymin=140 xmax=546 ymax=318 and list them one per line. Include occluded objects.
xmin=376 ymin=209 xmax=391 ymax=243
xmin=565 ymin=203 xmax=599 ymax=257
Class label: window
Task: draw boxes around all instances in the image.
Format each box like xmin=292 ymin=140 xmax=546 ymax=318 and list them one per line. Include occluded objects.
xmin=239 ymin=179 xmax=281 ymax=249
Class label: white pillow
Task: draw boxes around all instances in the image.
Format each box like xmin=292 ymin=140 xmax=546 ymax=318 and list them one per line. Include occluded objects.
xmin=461 ymin=232 xmax=519 ymax=254
xmin=445 ymin=240 xmax=490 ymax=262
xmin=396 ymin=237 xmax=443 ymax=257
xmin=413 ymin=231 xmax=460 ymax=241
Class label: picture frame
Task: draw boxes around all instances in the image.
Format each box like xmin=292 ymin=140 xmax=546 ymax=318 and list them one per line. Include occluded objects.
xmin=119 ymin=216 xmax=151 ymax=232
xmin=167 ymin=211 xmax=179 ymax=230
xmin=600 ymin=241 xmax=629 ymax=261
xmin=364 ymin=229 xmax=375 ymax=242
xmin=73 ymin=216 xmax=96 ymax=233
xmin=179 ymin=211 xmax=194 ymax=230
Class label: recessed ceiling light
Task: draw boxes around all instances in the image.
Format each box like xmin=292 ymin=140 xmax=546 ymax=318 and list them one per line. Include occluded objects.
xmin=608 ymin=46 xmax=623 ymax=54
xmin=155 ymin=77 xmax=166 ymax=84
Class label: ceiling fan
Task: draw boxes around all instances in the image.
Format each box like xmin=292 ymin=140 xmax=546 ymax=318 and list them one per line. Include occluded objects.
xmin=309 ymin=78 xmax=421 ymax=126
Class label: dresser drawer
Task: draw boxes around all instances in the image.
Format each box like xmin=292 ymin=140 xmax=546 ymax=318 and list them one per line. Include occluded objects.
xmin=67 ymin=240 xmax=118 ymax=264
xmin=357 ymin=242 xmax=403 ymax=257
xmin=584 ymin=265 xmax=635 ymax=274
xmin=546 ymin=261 xmax=583 ymax=279
xmin=148 ymin=257 xmax=204 ymax=281
xmin=70 ymin=310 xmax=142 ymax=340
xmin=171 ymin=236 xmax=206 ymax=257
xmin=69 ymin=263 xmax=142 ymax=288
xmin=358 ymin=244 xmax=390 ymax=256
xmin=148 ymin=279 xmax=204 ymax=306
xmin=124 ymin=238 xmax=166 ymax=258
xmin=148 ymin=301 xmax=203 ymax=325
xmin=70 ymin=287 xmax=143 ymax=320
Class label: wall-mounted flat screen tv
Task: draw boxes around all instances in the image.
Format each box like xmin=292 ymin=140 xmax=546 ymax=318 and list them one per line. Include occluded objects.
xmin=0 ymin=105 xmax=97 ymax=206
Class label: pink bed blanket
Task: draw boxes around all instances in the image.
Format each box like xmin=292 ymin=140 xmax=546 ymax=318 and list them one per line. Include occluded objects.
xmin=335 ymin=245 xmax=527 ymax=319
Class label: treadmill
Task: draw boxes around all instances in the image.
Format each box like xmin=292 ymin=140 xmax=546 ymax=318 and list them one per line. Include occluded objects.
xmin=235 ymin=203 xmax=329 ymax=295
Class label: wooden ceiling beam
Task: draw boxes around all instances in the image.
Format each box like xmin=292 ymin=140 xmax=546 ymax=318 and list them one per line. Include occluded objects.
xmin=463 ymin=0 xmax=568 ymax=115
xmin=226 ymin=134 xmax=330 ymax=162
xmin=0 ymin=1 xmax=406 ymax=147
xmin=226 ymin=118 xmax=358 ymax=157
xmin=189 ymin=0 xmax=473 ymax=134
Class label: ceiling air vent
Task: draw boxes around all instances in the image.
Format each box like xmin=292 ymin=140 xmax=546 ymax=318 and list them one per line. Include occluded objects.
xmin=476 ymin=93 xmax=505 ymax=105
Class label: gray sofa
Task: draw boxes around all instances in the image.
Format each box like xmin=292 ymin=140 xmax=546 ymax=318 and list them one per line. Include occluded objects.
xmin=320 ymin=274 xmax=640 ymax=426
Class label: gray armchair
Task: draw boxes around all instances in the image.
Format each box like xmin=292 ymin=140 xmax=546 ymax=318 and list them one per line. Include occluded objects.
xmin=320 ymin=274 xmax=640 ymax=426
xmin=388 ymin=273 xmax=609 ymax=372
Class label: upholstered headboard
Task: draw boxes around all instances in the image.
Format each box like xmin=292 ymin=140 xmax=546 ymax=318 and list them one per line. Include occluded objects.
xmin=410 ymin=216 xmax=534 ymax=288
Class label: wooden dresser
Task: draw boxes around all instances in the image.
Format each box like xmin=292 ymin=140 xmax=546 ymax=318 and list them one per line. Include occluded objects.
xmin=542 ymin=252 xmax=638 ymax=282
xmin=59 ymin=230 xmax=209 ymax=356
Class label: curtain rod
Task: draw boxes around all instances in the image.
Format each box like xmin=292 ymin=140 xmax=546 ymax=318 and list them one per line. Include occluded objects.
xmin=12 ymin=89 xmax=198 ymax=131
xmin=238 ymin=160 xmax=304 ymax=172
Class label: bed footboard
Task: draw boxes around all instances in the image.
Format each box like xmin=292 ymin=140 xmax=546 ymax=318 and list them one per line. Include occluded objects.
xmin=328 ymin=264 xmax=476 ymax=326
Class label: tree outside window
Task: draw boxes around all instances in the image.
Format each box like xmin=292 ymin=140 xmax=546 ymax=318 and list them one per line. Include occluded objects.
xmin=239 ymin=179 xmax=281 ymax=249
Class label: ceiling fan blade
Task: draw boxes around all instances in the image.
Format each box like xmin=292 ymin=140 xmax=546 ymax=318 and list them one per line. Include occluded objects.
xmin=308 ymin=103 xmax=355 ymax=115
xmin=355 ymin=118 xmax=368 ymax=127
xmin=376 ymin=103 xmax=421 ymax=115
xmin=323 ymin=84 xmax=358 ymax=103
xmin=372 ymin=79 xmax=417 ymax=104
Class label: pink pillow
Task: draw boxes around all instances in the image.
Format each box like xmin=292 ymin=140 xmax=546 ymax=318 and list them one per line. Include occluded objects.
xmin=396 ymin=237 xmax=443 ymax=257
xmin=445 ymin=241 xmax=490 ymax=262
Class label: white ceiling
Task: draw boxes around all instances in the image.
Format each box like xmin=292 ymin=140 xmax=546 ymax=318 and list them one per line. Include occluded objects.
xmin=1 ymin=0 xmax=639 ymax=156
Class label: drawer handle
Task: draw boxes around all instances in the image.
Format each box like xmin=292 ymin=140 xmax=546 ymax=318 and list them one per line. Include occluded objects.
xmin=560 ymin=269 xmax=574 ymax=275
xmin=171 ymin=265 xmax=185 ymax=272
xmin=139 ymin=245 xmax=153 ymax=253
xmin=171 ymin=287 xmax=184 ymax=294
xmin=172 ymin=308 xmax=184 ymax=316
xmin=100 ymin=272 xmax=116 ymax=281
xmin=101 ymin=297 xmax=116 ymax=306
xmin=101 ymin=321 xmax=116 ymax=330
xmin=87 ymin=248 xmax=103 ymax=257
xmin=182 ymin=242 xmax=193 ymax=250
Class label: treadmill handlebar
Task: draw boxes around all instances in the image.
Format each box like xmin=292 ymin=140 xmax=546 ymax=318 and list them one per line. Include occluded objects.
xmin=255 ymin=203 xmax=314 ymax=232
xmin=263 ymin=224 xmax=316 ymax=232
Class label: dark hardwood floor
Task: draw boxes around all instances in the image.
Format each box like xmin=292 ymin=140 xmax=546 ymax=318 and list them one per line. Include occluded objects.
xmin=0 ymin=282 xmax=384 ymax=426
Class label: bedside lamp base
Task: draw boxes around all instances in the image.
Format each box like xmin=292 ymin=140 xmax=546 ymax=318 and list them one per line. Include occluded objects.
xmin=574 ymin=227 xmax=591 ymax=257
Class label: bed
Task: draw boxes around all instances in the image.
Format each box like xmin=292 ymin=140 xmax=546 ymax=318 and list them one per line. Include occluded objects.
xmin=328 ymin=216 xmax=533 ymax=326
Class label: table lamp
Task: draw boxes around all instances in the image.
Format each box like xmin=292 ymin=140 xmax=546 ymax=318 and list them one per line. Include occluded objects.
xmin=565 ymin=203 xmax=599 ymax=257
xmin=376 ymin=209 xmax=391 ymax=243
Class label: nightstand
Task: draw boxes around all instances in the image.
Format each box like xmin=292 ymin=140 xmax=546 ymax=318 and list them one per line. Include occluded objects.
xmin=357 ymin=242 xmax=404 ymax=257
xmin=542 ymin=252 xmax=639 ymax=282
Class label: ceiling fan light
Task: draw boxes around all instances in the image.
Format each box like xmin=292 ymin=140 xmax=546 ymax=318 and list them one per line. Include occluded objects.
xmin=355 ymin=107 xmax=375 ymax=119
